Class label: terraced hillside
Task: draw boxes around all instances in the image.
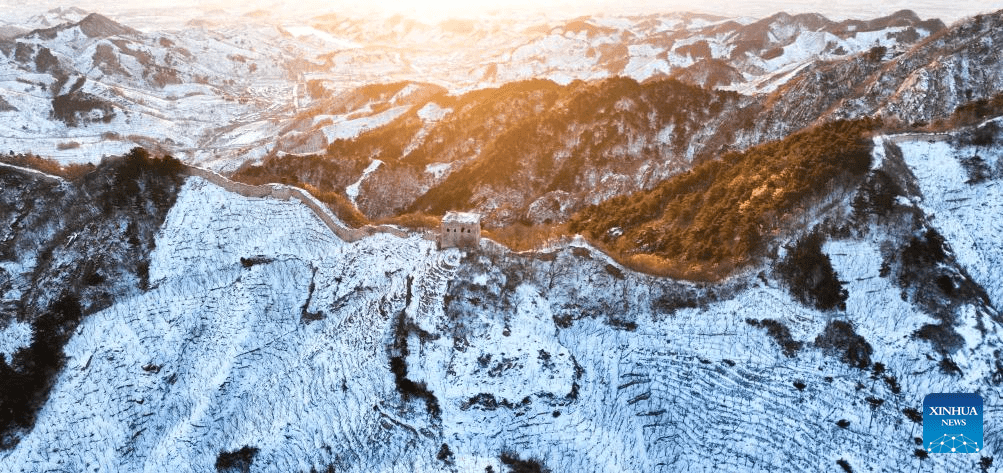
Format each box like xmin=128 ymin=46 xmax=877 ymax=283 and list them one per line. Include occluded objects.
xmin=1 ymin=127 xmax=1000 ymax=470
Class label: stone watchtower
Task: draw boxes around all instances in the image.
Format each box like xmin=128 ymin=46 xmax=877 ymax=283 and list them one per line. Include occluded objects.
xmin=440 ymin=211 xmax=481 ymax=249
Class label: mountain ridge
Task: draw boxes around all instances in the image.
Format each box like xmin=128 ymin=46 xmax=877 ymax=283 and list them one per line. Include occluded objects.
xmin=1 ymin=8 xmax=1002 ymax=470
xmin=0 ymin=7 xmax=948 ymax=168
xmin=21 ymin=12 xmax=140 ymax=41
xmin=1 ymin=122 xmax=1001 ymax=469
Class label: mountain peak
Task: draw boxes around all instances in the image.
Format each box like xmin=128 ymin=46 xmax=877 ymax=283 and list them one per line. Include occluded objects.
xmin=21 ymin=12 xmax=138 ymax=40
xmin=887 ymin=9 xmax=921 ymax=23
xmin=77 ymin=13 xmax=138 ymax=38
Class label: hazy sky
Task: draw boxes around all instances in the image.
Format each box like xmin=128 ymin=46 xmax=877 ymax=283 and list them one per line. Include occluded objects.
xmin=6 ymin=0 xmax=1003 ymax=24
xmin=208 ymin=0 xmax=1003 ymax=23
xmin=342 ymin=0 xmax=1003 ymax=23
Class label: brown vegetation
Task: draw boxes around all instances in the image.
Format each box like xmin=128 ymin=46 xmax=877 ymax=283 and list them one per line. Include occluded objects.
xmin=568 ymin=118 xmax=879 ymax=280
xmin=481 ymin=222 xmax=567 ymax=253
xmin=244 ymin=77 xmax=749 ymax=225
xmin=947 ymin=91 xmax=1003 ymax=128
xmin=232 ymin=157 xmax=369 ymax=228
xmin=0 ymin=152 xmax=94 ymax=180
xmin=297 ymin=183 xmax=369 ymax=228
xmin=377 ymin=212 xmax=441 ymax=231
xmin=408 ymin=77 xmax=743 ymax=219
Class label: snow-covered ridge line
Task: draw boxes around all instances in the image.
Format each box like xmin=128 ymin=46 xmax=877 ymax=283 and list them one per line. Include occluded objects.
xmin=181 ymin=165 xmax=407 ymax=243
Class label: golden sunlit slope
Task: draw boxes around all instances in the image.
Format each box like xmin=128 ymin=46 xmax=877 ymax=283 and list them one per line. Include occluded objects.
xmin=234 ymin=76 xmax=753 ymax=227
xmin=568 ymin=118 xmax=879 ymax=278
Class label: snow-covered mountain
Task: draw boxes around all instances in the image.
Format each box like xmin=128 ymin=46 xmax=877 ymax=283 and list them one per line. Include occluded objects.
xmin=237 ymin=77 xmax=756 ymax=226
xmin=0 ymin=8 xmax=944 ymax=171
xmin=745 ymin=10 xmax=1003 ymax=146
xmin=2 ymin=6 xmax=1003 ymax=473
xmin=306 ymin=9 xmax=942 ymax=91
xmin=230 ymin=10 xmax=1003 ymax=230
xmin=1 ymin=118 xmax=1001 ymax=471
xmin=0 ymin=11 xmax=310 ymax=167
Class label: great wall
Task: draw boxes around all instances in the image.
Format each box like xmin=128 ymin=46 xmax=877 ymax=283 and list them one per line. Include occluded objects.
xmin=181 ymin=165 xmax=410 ymax=243
xmin=0 ymin=159 xmax=417 ymax=244
xmin=0 ymin=161 xmax=65 ymax=184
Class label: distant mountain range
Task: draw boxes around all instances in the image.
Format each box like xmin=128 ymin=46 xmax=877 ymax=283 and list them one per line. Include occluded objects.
xmin=0 ymin=11 xmax=309 ymax=166
xmin=0 ymin=7 xmax=949 ymax=170
xmin=2 ymin=6 xmax=1003 ymax=473
xmin=235 ymin=10 xmax=1003 ymax=231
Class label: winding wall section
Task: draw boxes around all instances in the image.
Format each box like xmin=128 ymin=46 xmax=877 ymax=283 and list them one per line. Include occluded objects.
xmin=181 ymin=165 xmax=408 ymax=243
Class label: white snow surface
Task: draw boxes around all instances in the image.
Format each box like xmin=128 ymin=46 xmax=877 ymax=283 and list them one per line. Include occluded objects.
xmin=423 ymin=162 xmax=452 ymax=179
xmin=0 ymin=320 xmax=31 ymax=360
xmin=320 ymin=106 xmax=410 ymax=143
xmin=895 ymin=131 xmax=1003 ymax=309
xmin=3 ymin=177 xmax=437 ymax=472
xmin=283 ymin=25 xmax=361 ymax=50
xmin=345 ymin=159 xmax=382 ymax=204
xmin=3 ymin=162 xmax=1000 ymax=471
xmin=416 ymin=102 xmax=451 ymax=122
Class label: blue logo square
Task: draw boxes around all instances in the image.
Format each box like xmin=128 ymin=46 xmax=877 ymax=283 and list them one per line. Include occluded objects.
xmin=923 ymin=393 xmax=983 ymax=454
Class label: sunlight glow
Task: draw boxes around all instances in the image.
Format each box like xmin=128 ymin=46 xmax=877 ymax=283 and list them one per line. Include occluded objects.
xmin=5 ymin=0 xmax=1002 ymax=24
xmin=248 ymin=0 xmax=1002 ymax=23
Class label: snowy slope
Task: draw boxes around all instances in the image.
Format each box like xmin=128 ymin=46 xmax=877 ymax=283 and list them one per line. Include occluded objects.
xmin=0 ymin=12 xmax=308 ymax=169
xmin=308 ymin=10 xmax=940 ymax=93
xmin=0 ymin=7 xmax=948 ymax=171
xmin=893 ymin=122 xmax=1003 ymax=309
xmin=1 ymin=177 xmax=439 ymax=472
xmin=2 ymin=168 xmax=999 ymax=471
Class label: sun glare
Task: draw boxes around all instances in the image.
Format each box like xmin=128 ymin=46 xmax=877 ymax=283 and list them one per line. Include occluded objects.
xmin=352 ymin=0 xmax=591 ymax=20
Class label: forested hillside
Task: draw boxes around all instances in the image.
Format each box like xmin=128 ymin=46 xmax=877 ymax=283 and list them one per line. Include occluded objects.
xmin=235 ymin=77 xmax=754 ymax=226
xmin=569 ymin=119 xmax=878 ymax=278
